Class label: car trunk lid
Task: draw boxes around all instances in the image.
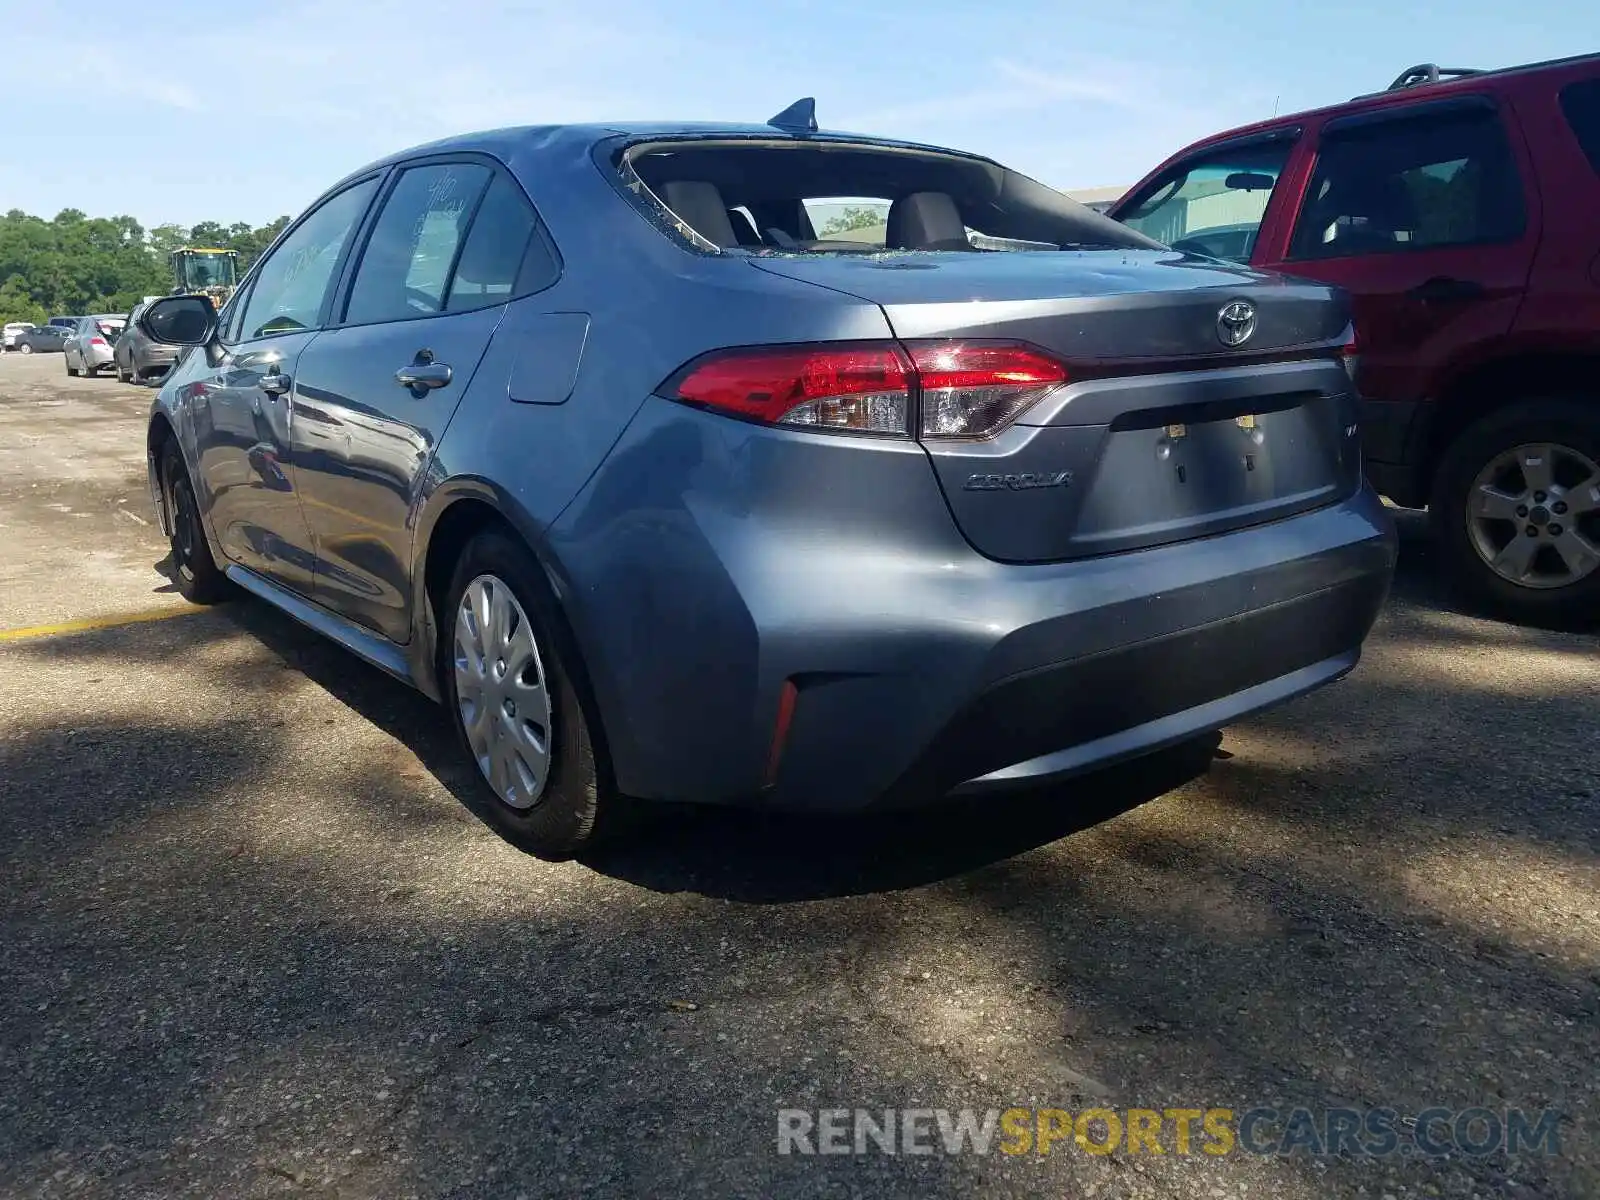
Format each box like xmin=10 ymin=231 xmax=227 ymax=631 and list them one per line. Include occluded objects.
xmin=750 ymin=250 xmax=1361 ymax=562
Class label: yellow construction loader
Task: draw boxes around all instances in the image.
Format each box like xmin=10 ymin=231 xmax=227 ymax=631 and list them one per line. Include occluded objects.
xmin=169 ymin=248 xmax=239 ymax=308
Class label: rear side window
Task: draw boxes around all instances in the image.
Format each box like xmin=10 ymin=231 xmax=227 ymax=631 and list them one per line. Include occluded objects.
xmin=1559 ymin=79 xmax=1600 ymax=175
xmin=1289 ymin=107 xmax=1525 ymax=259
xmin=1117 ymin=140 xmax=1293 ymax=263
xmin=345 ymin=163 xmax=491 ymax=326
xmin=446 ymin=173 xmax=549 ymax=311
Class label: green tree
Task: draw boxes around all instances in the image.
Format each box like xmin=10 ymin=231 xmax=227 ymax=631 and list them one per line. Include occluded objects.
xmin=0 ymin=208 xmax=298 ymax=323
xmin=818 ymin=205 xmax=886 ymax=237
xmin=0 ymin=275 xmax=46 ymax=326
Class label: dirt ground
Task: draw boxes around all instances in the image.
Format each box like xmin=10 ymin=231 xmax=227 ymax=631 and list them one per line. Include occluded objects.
xmin=1 ymin=349 xmax=1596 ymax=1199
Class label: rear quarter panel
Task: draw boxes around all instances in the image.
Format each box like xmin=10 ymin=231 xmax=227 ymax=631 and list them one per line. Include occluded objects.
xmin=414 ymin=135 xmax=896 ymax=736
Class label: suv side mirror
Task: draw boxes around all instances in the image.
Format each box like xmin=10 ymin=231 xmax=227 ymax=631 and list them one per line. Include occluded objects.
xmin=140 ymin=294 xmax=216 ymax=346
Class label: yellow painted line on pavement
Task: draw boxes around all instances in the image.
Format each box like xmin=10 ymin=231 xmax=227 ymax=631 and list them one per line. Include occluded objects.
xmin=0 ymin=605 xmax=201 ymax=643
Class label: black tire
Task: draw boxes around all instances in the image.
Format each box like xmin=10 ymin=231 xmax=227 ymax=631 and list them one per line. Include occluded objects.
xmin=65 ymin=356 xmax=78 ymax=377
xmin=18 ymin=343 xmax=32 ymax=355
xmin=161 ymin=442 xmax=231 ymax=604
xmin=115 ymin=359 xmax=129 ymax=383
xmin=1431 ymin=398 xmax=1600 ymax=628
xmin=440 ymin=530 xmax=619 ymax=858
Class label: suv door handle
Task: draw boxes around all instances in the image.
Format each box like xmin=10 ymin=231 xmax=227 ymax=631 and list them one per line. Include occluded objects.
xmin=1408 ymin=276 xmax=1486 ymax=303
xmin=395 ymin=358 xmax=453 ymax=394
xmin=260 ymin=370 xmax=292 ymax=395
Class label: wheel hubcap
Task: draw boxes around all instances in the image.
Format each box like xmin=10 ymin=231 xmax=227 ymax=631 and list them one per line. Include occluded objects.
xmin=1467 ymin=442 xmax=1600 ymax=590
xmin=453 ymin=574 xmax=553 ymax=810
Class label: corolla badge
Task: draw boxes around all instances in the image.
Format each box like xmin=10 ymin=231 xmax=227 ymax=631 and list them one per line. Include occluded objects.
xmin=963 ymin=470 xmax=1073 ymax=492
xmin=1216 ymin=299 xmax=1258 ymax=347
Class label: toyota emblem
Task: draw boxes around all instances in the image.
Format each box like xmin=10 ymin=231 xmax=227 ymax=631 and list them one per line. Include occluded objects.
xmin=1216 ymin=300 xmax=1258 ymax=347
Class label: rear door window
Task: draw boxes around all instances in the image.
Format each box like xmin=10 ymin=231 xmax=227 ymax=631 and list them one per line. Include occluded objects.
xmin=1288 ymin=106 xmax=1526 ymax=260
xmin=344 ymin=163 xmax=491 ymax=326
xmin=1558 ymin=78 xmax=1600 ymax=175
xmin=1116 ymin=140 xmax=1294 ymax=262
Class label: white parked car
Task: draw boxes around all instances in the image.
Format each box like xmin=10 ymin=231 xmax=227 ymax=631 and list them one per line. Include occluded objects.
xmin=3 ymin=321 xmax=37 ymax=351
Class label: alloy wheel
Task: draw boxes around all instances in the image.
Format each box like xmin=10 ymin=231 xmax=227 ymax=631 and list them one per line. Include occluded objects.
xmin=454 ymin=574 xmax=554 ymax=810
xmin=1466 ymin=442 xmax=1600 ymax=589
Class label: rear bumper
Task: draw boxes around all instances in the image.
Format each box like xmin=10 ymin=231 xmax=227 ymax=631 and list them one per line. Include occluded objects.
xmin=135 ymin=346 xmax=178 ymax=370
xmin=554 ymin=399 xmax=1397 ymax=811
xmin=878 ymin=575 xmax=1376 ymax=806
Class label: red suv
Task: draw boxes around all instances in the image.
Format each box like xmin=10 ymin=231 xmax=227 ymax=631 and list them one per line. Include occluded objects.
xmin=1109 ymin=54 xmax=1600 ymax=625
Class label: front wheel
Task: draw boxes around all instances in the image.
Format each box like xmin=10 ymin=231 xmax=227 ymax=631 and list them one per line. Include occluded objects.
xmin=161 ymin=442 xmax=231 ymax=604
xmin=441 ymin=531 xmax=618 ymax=858
xmin=1432 ymin=399 xmax=1600 ymax=628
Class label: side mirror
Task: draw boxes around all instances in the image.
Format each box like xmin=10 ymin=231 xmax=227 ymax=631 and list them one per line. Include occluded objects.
xmin=1224 ymin=172 xmax=1276 ymax=192
xmin=140 ymin=294 xmax=216 ymax=346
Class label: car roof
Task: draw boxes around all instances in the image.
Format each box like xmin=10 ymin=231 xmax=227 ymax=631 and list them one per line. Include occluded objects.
xmin=1171 ymin=51 xmax=1600 ymax=154
xmin=324 ymin=121 xmax=991 ymax=193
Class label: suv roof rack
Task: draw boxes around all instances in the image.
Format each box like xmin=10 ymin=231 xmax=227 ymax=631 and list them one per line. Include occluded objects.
xmin=1385 ymin=63 xmax=1484 ymax=91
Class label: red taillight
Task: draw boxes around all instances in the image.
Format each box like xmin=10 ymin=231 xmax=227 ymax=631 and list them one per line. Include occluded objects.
xmin=89 ymin=337 xmax=108 ymax=348
xmin=669 ymin=344 xmax=911 ymax=434
xmin=910 ymin=343 xmax=1066 ymax=439
xmin=1339 ymin=322 xmax=1360 ymax=385
xmin=665 ymin=341 xmax=1067 ymax=440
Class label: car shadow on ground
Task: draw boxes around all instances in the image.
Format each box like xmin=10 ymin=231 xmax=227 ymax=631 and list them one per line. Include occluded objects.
xmin=216 ymin=586 xmax=1224 ymax=900
xmin=190 ymin=515 xmax=1594 ymax=906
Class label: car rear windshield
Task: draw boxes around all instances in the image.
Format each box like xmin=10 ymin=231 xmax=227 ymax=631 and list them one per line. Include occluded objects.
xmin=614 ymin=139 xmax=1158 ymax=255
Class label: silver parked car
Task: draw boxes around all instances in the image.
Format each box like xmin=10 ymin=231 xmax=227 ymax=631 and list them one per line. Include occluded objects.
xmin=63 ymin=314 xmax=126 ymax=377
xmin=2 ymin=321 xmax=36 ymax=351
xmin=139 ymin=109 xmax=1397 ymax=858
xmin=114 ymin=302 xmax=180 ymax=382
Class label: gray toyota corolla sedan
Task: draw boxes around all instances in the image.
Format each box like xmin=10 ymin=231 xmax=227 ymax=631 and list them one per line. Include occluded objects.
xmin=138 ymin=104 xmax=1396 ymax=857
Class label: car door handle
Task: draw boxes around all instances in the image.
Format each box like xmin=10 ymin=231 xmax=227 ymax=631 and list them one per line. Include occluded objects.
xmin=1407 ymin=276 xmax=1486 ymax=303
xmin=260 ymin=370 xmax=292 ymax=395
xmin=395 ymin=361 xmax=453 ymax=393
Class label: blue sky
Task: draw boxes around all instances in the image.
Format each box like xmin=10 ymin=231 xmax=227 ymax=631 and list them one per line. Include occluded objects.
xmin=1 ymin=0 xmax=1594 ymax=228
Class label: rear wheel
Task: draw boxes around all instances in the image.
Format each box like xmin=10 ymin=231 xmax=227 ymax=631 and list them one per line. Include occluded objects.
xmin=161 ymin=442 xmax=231 ymax=604
xmin=441 ymin=531 xmax=617 ymax=859
xmin=1432 ymin=399 xmax=1600 ymax=627
xmin=65 ymin=354 xmax=78 ymax=377
xmin=18 ymin=343 xmax=32 ymax=355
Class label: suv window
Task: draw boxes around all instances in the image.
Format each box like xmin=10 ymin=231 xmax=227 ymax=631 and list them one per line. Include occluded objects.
xmin=1289 ymin=107 xmax=1525 ymax=259
xmin=1116 ymin=140 xmax=1293 ymax=263
xmin=1558 ymin=79 xmax=1600 ymax=175
xmin=345 ymin=163 xmax=491 ymax=326
xmin=446 ymin=173 xmax=548 ymax=310
xmin=237 ymin=178 xmax=378 ymax=340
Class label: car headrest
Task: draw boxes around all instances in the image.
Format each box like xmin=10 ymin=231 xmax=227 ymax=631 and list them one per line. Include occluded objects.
xmin=661 ymin=181 xmax=738 ymax=248
xmin=886 ymin=192 xmax=971 ymax=251
xmin=726 ymin=208 xmax=763 ymax=247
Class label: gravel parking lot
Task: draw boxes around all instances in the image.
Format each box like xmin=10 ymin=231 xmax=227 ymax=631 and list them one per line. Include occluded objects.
xmin=1 ymin=350 xmax=1597 ymax=1199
